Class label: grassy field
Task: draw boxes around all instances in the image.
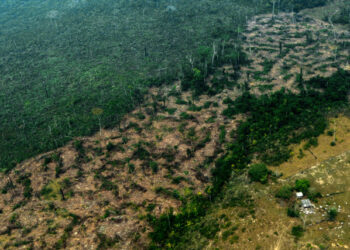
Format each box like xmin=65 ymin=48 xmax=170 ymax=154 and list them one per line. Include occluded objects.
xmin=274 ymin=114 xmax=350 ymax=178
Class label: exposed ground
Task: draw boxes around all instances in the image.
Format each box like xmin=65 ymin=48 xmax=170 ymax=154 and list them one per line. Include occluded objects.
xmin=0 ymin=72 xmax=242 ymax=249
xmin=242 ymin=13 xmax=350 ymax=93
xmin=0 ymin=11 xmax=349 ymax=250
xmin=205 ymin=149 xmax=350 ymax=250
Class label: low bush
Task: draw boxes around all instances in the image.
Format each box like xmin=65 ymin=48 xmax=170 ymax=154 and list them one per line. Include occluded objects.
xmin=276 ymin=185 xmax=293 ymax=200
xmin=328 ymin=208 xmax=338 ymax=221
xmin=287 ymin=207 xmax=299 ymax=218
xmin=248 ymin=163 xmax=269 ymax=184
xmin=291 ymin=225 xmax=304 ymax=240
xmin=308 ymin=190 xmax=322 ymax=202
xmin=149 ymin=161 xmax=159 ymax=174
xmin=295 ymin=179 xmax=310 ymax=194
xmin=106 ymin=142 xmax=115 ymax=152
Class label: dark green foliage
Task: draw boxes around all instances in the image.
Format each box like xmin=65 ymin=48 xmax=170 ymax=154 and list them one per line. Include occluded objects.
xmin=122 ymin=137 xmax=128 ymax=144
xmin=258 ymin=84 xmax=274 ymax=92
xmin=48 ymin=202 xmax=56 ymax=211
xmin=219 ymin=126 xmax=226 ymax=144
xmin=199 ymin=219 xmax=220 ymax=239
xmin=187 ymin=127 xmax=196 ymax=138
xmin=146 ymin=204 xmax=156 ymax=212
xmin=208 ymin=76 xmax=234 ymax=96
xmin=223 ymin=70 xmax=350 ymax=165
xmin=222 ymin=190 xmax=253 ymax=209
xmin=40 ymin=186 xmax=53 ymax=197
xmin=175 ymin=98 xmax=187 ymax=105
xmin=248 ymin=163 xmax=269 ymax=184
xmin=74 ymin=141 xmax=84 ymax=153
xmin=133 ymin=142 xmax=150 ymax=161
xmin=308 ymin=190 xmax=322 ymax=202
xmin=13 ymin=239 xmax=32 ymax=247
xmin=97 ymin=233 xmax=120 ymax=249
xmin=260 ymin=60 xmax=275 ymax=74
xmin=100 ymin=180 xmax=118 ymax=192
xmin=136 ymin=112 xmax=146 ymax=120
xmin=203 ymin=101 xmax=212 ymax=109
xmin=165 ymin=108 xmax=177 ymax=115
xmin=106 ymin=142 xmax=115 ymax=152
xmin=327 ymin=130 xmax=334 ymax=136
xmin=252 ymin=60 xmax=275 ymax=81
xmin=55 ymin=162 xmax=65 ymax=178
xmin=168 ymin=87 xmax=181 ymax=98
xmin=223 ymin=97 xmax=234 ymax=105
xmin=171 ymin=176 xmax=186 ymax=184
xmin=149 ymin=161 xmax=159 ymax=174
xmin=295 ymin=179 xmax=310 ymax=194
xmin=287 ymin=207 xmax=300 ymax=218
xmin=328 ymin=208 xmax=338 ymax=221
xmin=222 ymin=225 xmax=239 ymax=240
xmin=195 ymin=131 xmax=211 ymax=150
xmin=181 ymin=68 xmax=206 ymax=95
xmin=12 ymin=201 xmax=27 ymax=211
xmin=180 ymin=112 xmax=194 ymax=120
xmin=44 ymin=156 xmax=53 ymax=165
xmin=303 ymin=137 xmax=318 ymax=150
xmin=103 ymin=208 xmax=121 ymax=219
xmin=47 ymin=226 xmax=58 ymax=235
xmin=1 ymin=181 xmax=15 ymax=194
xmin=128 ymin=122 xmax=143 ymax=134
xmin=148 ymin=198 xmax=208 ymax=248
xmin=54 ymin=213 xmax=81 ymax=249
xmin=276 ymin=185 xmax=293 ymax=200
xmin=291 ymin=225 xmax=304 ymax=239
xmin=305 ymin=31 xmax=314 ymax=45
xmin=155 ymin=187 xmax=181 ymax=200
xmin=93 ymin=147 xmax=104 ymax=156
xmin=160 ymin=147 xmax=176 ymax=162
xmin=331 ymin=3 xmax=350 ymax=25
xmin=188 ymin=104 xmax=202 ymax=112
xmin=9 ymin=213 xmax=18 ymax=224
xmin=61 ymin=178 xmax=72 ymax=189
xmin=17 ymin=173 xmax=33 ymax=199
xmin=297 ymin=149 xmax=305 ymax=159
xmin=205 ymin=116 xmax=216 ymax=123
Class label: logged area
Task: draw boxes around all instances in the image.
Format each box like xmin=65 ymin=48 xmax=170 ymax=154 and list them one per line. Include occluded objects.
xmin=0 ymin=0 xmax=350 ymax=249
xmin=0 ymin=0 xmax=255 ymax=171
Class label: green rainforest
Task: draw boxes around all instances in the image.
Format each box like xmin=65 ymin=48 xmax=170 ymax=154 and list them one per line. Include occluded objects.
xmin=0 ymin=0 xmax=338 ymax=171
xmin=1 ymin=0 xmax=350 ymax=249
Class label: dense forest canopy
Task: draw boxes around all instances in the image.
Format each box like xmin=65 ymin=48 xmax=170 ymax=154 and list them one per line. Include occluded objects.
xmin=0 ymin=0 xmax=255 ymax=171
xmin=0 ymin=0 xmax=336 ymax=170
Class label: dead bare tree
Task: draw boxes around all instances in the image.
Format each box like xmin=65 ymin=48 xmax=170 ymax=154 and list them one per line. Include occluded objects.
xmin=328 ymin=10 xmax=339 ymax=40
xmin=272 ymin=0 xmax=276 ymax=17
xmin=186 ymin=55 xmax=194 ymax=69
xmin=211 ymin=42 xmax=217 ymax=65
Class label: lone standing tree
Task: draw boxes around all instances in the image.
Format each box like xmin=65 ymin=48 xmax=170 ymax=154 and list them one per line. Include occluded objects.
xmin=92 ymin=108 xmax=104 ymax=136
